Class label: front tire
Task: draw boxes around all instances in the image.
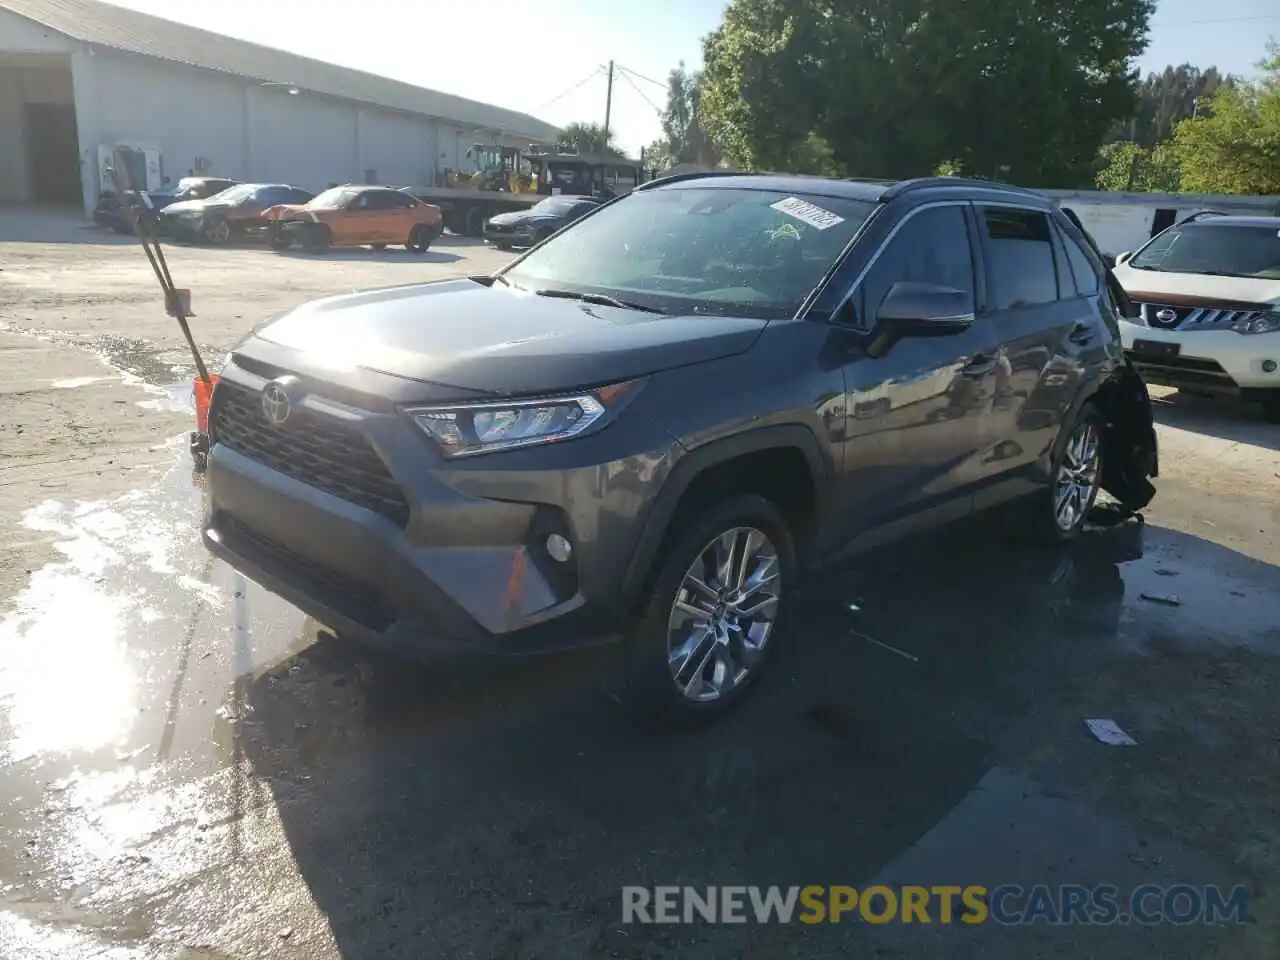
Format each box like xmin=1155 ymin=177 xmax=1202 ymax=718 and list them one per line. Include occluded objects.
xmin=1262 ymin=391 xmax=1280 ymax=424
xmin=406 ymin=224 xmax=433 ymax=253
xmin=1033 ymin=403 xmax=1105 ymax=543
xmin=204 ymin=216 xmax=232 ymax=245
xmin=302 ymin=223 xmax=331 ymax=253
xmin=614 ymin=494 xmax=795 ymax=731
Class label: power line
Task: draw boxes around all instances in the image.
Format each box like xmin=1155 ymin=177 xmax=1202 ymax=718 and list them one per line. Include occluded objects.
xmin=534 ymin=66 xmax=606 ymax=112
xmin=615 ymin=63 xmax=669 ymax=91
xmin=617 ymin=67 xmax=665 ymax=117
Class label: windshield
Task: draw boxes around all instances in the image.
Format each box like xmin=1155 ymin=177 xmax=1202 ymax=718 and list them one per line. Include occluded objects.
xmin=531 ymin=198 xmax=584 ymax=215
xmin=207 ymin=184 xmax=256 ymax=204
xmin=308 ymin=187 xmax=357 ymax=209
xmin=1129 ymin=223 xmax=1280 ymax=279
xmin=501 ymin=187 xmax=876 ymax=318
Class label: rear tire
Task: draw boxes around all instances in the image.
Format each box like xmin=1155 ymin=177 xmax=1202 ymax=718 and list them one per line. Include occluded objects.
xmin=611 ymin=494 xmax=795 ymax=732
xmin=464 ymin=206 xmax=484 ymax=238
xmin=1029 ymin=402 xmax=1105 ymax=544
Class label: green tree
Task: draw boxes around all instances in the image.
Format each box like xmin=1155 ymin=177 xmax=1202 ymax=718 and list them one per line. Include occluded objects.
xmin=1096 ymin=140 xmax=1181 ymax=191
xmin=556 ymin=121 xmax=624 ymax=157
xmin=656 ymin=62 xmax=722 ymax=169
xmin=1172 ymin=43 xmax=1280 ymax=194
xmin=1125 ymin=64 xmax=1232 ymax=147
xmin=701 ymin=0 xmax=1155 ymax=186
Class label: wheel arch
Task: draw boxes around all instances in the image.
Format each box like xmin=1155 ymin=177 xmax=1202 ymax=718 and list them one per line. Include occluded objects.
xmin=620 ymin=425 xmax=831 ymax=609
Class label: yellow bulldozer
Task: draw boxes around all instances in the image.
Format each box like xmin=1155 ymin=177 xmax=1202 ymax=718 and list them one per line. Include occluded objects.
xmin=451 ymin=144 xmax=536 ymax=194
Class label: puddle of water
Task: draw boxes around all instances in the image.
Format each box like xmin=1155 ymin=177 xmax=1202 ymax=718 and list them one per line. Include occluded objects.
xmin=135 ymin=383 xmax=196 ymax=416
xmin=0 ymin=441 xmax=309 ymax=772
xmin=49 ymin=377 xmax=113 ymax=390
xmin=0 ymin=441 xmax=205 ymax=763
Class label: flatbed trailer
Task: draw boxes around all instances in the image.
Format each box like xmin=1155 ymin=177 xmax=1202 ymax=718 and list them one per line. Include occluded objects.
xmin=405 ymin=186 xmax=538 ymax=237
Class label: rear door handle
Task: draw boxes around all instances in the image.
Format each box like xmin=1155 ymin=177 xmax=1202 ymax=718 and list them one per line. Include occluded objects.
xmin=1069 ymin=322 xmax=1095 ymax=345
xmin=962 ymin=353 xmax=999 ymax=378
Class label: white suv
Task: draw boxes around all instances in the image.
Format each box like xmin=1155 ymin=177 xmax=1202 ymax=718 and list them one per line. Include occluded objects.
xmin=1113 ymin=212 xmax=1280 ymax=422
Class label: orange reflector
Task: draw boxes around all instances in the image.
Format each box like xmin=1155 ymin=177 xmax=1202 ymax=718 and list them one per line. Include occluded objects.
xmin=193 ymin=374 xmax=220 ymax=434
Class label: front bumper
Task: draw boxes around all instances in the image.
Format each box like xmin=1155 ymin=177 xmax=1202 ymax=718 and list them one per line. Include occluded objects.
xmin=484 ymin=225 xmax=536 ymax=247
xmin=156 ymin=214 xmax=204 ymax=240
xmin=202 ymin=365 xmax=678 ymax=659
xmin=1119 ymin=319 xmax=1280 ymax=394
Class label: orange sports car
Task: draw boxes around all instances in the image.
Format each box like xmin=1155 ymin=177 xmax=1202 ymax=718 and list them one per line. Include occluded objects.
xmin=263 ymin=185 xmax=444 ymax=254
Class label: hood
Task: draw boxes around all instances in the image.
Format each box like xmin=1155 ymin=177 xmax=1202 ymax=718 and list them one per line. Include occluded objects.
xmin=162 ymin=199 xmax=223 ymax=215
xmin=488 ymin=210 xmax=554 ymax=227
xmin=252 ymin=278 xmax=767 ymax=396
xmin=1114 ymin=265 xmax=1280 ymax=307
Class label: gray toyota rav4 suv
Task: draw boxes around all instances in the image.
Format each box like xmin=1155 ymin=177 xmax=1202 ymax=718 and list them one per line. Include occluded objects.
xmin=204 ymin=173 xmax=1158 ymax=726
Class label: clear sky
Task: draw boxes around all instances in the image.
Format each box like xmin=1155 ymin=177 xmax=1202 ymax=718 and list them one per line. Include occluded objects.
xmin=102 ymin=0 xmax=1278 ymax=157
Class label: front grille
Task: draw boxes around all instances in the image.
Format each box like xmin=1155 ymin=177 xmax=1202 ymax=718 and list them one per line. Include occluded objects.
xmin=1135 ymin=301 xmax=1268 ymax=332
xmin=219 ymin=514 xmax=393 ymax=631
xmin=212 ymin=381 xmax=411 ymax=526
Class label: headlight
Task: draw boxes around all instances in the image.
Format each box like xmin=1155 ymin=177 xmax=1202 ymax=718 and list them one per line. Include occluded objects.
xmin=405 ymin=380 xmax=643 ymax=458
xmin=1231 ymin=313 xmax=1280 ymax=335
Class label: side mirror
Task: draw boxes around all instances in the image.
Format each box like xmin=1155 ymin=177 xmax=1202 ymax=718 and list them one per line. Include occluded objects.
xmin=875 ymin=281 xmax=974 ymax=337
xmin=1114 ymin=251 xmax=1132 ymax=266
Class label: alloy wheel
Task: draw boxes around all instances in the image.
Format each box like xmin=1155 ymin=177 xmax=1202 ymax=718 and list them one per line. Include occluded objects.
xmin=207 ymin=219 xmax=231 ymax=244
xmin=665 ymin=526 xmax=780 ymax=702
xmin=1054 ymin=419 xmax=1101 ymax=531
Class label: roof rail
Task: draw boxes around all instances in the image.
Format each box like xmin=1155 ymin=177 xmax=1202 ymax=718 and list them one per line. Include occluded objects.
xmin=882 ymin=176 xmax=1045 ymax=200
xmin=635 ymin=169 xmax=759 ymax=191
xmin=1177 ymin=209 xmax=1231 ymax=225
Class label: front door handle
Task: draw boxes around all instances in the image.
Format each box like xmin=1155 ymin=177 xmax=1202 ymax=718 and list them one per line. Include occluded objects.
xmin=1068 ymin=322 xmax=1095 ymax=345
xmin=962 ymin=353 xmax=999 ymax=378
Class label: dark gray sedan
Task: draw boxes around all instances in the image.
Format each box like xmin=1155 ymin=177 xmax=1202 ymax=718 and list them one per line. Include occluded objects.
xmin=484 ymin=196 xmax=601 ymax=250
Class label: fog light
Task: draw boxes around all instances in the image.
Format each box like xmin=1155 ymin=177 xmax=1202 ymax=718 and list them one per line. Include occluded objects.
xmin=545 ymin=534 xmax=573 ymax=562
xmin=1263 ymin=359 xmax=1278 ymax=373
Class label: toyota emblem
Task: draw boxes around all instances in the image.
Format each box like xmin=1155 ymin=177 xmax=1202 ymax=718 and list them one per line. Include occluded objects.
xmin=1155 ymin=308 xmax=1178 ymax=324
xmin=262 ymin=381 xmax=292 ymax=425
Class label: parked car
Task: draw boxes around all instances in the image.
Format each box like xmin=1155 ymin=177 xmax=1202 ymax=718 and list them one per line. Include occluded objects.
xmin=484 ymin=195 xmax=601 ymax=250
xmin=203 ymin=173 xmax=1158 ymax=728
xmin=156 ymin=183 xmax=315 ymax=244
xmin=93 ymin=176 xmax=240 ymax=234
xmin=262 ymin=185 xmax=444 ymax=254
xmin=1113 ymin=212 xmax=1280 ymax=422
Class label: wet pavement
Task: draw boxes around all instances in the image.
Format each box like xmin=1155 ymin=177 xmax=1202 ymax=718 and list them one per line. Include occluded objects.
xmin=1 ymin=423 xmax=1277 ymax=957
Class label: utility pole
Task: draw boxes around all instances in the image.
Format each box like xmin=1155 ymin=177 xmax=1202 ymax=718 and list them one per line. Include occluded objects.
xmin=603 ymin=60 xmax=614 ymax=149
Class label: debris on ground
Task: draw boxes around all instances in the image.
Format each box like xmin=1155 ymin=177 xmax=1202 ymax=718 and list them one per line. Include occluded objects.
xmin=1086 ymin=718 xmax=1138 ymax=746
xmin=1140 ymin=592 xmax=1182 ymax=606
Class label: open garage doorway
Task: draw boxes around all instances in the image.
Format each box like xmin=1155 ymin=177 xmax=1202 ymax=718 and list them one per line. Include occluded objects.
xmin=25 ymin=101 xmax=82 ymax=205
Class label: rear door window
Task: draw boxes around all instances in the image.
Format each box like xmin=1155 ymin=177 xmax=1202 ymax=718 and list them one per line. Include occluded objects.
xmin=1057 ymin=223 xmax=1101 ymax=296
xmin=979 ymin=208 xmax=1060 ymax=309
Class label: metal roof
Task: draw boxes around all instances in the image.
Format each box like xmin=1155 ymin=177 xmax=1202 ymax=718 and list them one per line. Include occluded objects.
xmin=0 ymin=0 xmax=561 ymax=141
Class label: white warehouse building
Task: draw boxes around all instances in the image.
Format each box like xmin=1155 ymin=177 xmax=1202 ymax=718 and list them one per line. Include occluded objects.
xmin=0 ymin=0 xmax=560 ymax=216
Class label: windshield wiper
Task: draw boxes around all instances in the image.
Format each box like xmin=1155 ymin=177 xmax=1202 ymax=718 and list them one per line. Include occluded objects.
xmin=534 ymin=287 xmax=663 ymax=313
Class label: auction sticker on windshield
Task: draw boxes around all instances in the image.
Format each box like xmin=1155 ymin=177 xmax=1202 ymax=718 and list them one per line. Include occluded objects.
xmin=771 ymin=197 xmax=845 ymax=230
